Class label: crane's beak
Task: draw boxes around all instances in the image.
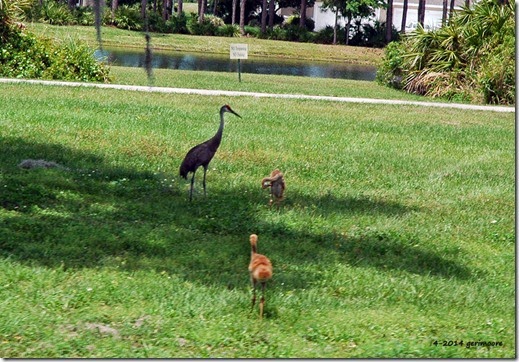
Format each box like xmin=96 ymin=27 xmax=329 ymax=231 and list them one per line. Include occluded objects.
xmin=230 ymin=109 xmax=242 ymax=118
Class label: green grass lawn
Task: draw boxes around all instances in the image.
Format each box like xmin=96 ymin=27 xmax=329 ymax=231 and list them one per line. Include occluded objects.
xmin=25 ymin=23 xmax=384 ymax=65
xmin=0 ymin=78 xmax=515 ymax=357
xmin=107 ymin=66 xmax=443 ymax=102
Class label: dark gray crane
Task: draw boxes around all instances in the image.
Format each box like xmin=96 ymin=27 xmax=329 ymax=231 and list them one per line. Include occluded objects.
xmin=179 ymin=104 xmax=241 ymax=201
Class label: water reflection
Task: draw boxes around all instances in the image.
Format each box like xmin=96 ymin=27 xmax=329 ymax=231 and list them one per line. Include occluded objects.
xmin=95 ymin=48 xmax=377 ymax=81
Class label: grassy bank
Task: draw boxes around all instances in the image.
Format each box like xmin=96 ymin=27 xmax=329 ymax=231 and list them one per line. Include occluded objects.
xmin=25 ymin=23 xmax=383 ymax=65
xmin=0 ymin=81 xmax=514 ymax=357
xmin=108 ymin=66 xmax=436 ymax=102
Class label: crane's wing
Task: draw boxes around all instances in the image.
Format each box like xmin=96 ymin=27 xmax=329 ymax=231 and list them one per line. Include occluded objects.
xmin=179 ymin=142 xmax=215 ymax=178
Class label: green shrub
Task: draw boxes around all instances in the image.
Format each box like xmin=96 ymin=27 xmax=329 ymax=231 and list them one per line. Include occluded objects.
xmin=377 ymin=0 xmax=515 ymax=105
xmin=478 ymin=34 xmax=515 ymax=104
xmin=147 ymin=11 xmax=168 ymax=32
xmin=39 ymin=0 xmax=75 ymax=25
xmin=244 ymin=25 xmax=260 ymax=37
xmin=313 ymin=25 xmax=335 ymax=44
xmin=206 ymin=14 xmax=225 ymax=27
xmin=282 ymin=23 xmax=313 ymax=42
xmin=284 ymin=14 xmax=315 ymax=31
xmin=375 ymin=40 xmax=405 ymax=89
xmin=0 ymin=26 xmax=111 ymax=82
xmin=0 ymin=30 xmax=51 ymax=78
xmin=187 ymin=14 xmax=224 ymax=35
xmin=165 ymin=12 xmax=188 ymax=33
xmin=45 ymin=38 xmax=111 ymax=81
xmin=113 ymin=4 xmax=142 ymax=31
xmin=72 ymin=6 xmax=95 ymax=26
xmin=264 ymin=25 xmax=286 ymax=40
xmin=216 ymin=23 xmax=239 ymax=37
xmin=350 ymin=21 xmax=399 ymax=47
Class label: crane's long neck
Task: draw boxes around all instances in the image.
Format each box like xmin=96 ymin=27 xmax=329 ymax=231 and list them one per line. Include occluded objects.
xmin=251 ymin=242 xmax=257 ymax=255
xmin=208 ymin=110 xmax=225 ymax=152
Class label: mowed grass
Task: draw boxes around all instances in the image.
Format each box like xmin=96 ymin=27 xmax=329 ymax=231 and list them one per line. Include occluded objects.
xmin=0 ymin=82 xmax=515 ymax=358
xmin=108 ymin=66 xmax=446 ymax=103
xmin=26 ymin=23 xmax=383 ymax=65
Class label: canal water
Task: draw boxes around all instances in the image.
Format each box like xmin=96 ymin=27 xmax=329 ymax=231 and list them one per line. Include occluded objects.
xmin=96 ymin=47 xmax=377 ymax=81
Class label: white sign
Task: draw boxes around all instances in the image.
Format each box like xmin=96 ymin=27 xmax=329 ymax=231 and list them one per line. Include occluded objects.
xmin=230 ymin=44 xmax=248 ymax=59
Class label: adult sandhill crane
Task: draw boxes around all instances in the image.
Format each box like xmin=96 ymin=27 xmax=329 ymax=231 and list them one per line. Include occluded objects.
xmin=179 ymin=105 xmax=241 ymax=201
xmin=249 ymin=234 xmax=273 ymax=319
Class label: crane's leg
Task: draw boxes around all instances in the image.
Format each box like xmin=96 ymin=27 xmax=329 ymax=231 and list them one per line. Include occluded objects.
xmin=189 ymin=170 xmax=196 ymax=201
xmin=202 ymin=166 xmax=208 ymax=197
xmin=259 ymin=281 xmax=266 ymax=319
xmin=251 ymin=276 xmax=257 ymax=310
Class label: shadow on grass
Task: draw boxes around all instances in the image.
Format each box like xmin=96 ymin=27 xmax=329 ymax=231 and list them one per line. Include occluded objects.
xmin=0 ymin=137 xmax=473 ymax=291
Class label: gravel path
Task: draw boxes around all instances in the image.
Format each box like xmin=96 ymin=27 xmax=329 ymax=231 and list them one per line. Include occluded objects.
xmin=1 ymin=77 xmax=514 ymax=113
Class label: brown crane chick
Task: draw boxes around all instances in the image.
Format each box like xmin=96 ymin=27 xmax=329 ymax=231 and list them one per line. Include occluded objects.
xmin=261 ymin=169 xmax=286 ymax=207
xmin=248 ymin=234 xmax=273 ymax=319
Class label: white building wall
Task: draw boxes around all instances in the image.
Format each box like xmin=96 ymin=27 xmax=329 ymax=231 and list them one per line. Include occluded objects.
xmin=307 ymin=1 xmax=462 ymax=32
xmin=312 ymin=3 xmax=346 ymax=31
xmin=386 ymin=2 xmax=446 ymax=31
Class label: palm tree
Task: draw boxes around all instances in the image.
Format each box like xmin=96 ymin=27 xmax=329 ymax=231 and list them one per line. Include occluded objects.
xmin=198 ymin=0 xmax=205 ymax=23
xmin=385 ymin=0 xmax=393 ymax=42
xmin=1 ymin=0 xmax=31 ymax=30
xmin=442 ymin=0 xmax=448 ymax=24
xmin=162 ymin=0 xmax=169 ymax=20
xmin=299 ymin=0 xmax=307 ymax=29
xmin=400 ymin=0 xmax=408 ymax=32
xmin=111 ymin=0 xmax=118 ymax=23
xmin=141 ymin=0 xmax=147 ymax=19
xmin=261 ymin=0 xmax=268 ymax=33
xmin=449 ymin=0 xmax=455 ymax=18
xmin=231 ymin=0 xmax=237 ymax=24
xmin=320 ymin=0 xmax=341 ymax=44
xmin=417 ymin=0 xmax=425 ymax=26
xmin=268 ymin=0 xmax=275 ymax=29
xmin=239 ymin=0 xmax=245 ymax=34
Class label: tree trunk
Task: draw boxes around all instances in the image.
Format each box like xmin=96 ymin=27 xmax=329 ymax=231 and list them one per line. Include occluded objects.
xmin=400 ymin=0 xmax=408 ymax=32
xmin=141 ymin=0 xmax=147 ymax=20
xmin=177 ymin=0 xmax=183 ymax=15
xmin=268 ymin=0 xmax=275 ymax=29
xmin=239 ymin=0 xmax=245 ymax=35
xmin=111 ymin=0 xmax=118 ymax=23
xmin=417 ymin=0 xmax=425 ymax=26
xmin=299 ymin=0 xmax=307 ymax=29
xmin=441 ymin=0 xmax=447 ymax=24
xmin=198 ymin=0 xmax=205 ymax=23
xmin=261 ymin=0 xmax=268 ymax=33
xmin=385 ymin=0 xmax=393 ymax=42
xmin=163 ymin=0 xmax=169 ymax=20
xmin=231 ymin=0 xmax=237 ymax=24
xmin=94 ymin=0 xmax=103 ymax=46
xmin=449 ymin=0 xmax=455 ymax=20
xmin=333 ymin=8 xmax=338 ymax=45
xmin=68 ymin=0 xmax=75 ymax=10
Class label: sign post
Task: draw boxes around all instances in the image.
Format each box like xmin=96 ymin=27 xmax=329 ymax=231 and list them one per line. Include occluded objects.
xmin=230 ymin=44 xmax=248 ymax=82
